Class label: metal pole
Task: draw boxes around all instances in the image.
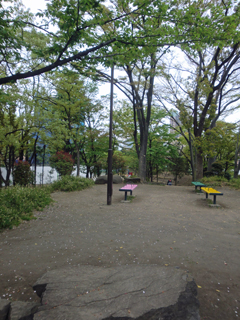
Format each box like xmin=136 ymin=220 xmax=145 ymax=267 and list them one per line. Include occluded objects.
xmin=107 ymin=63 xmax=114 ymax=205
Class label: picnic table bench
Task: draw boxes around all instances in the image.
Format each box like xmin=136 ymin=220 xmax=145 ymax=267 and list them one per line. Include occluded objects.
xmin=119 ymin=184 xmax=138 ymax=201
xmin=191 ymin=181 xmax=206 ymax=192
xmin=201 ymin=187 xmax=223 ymax=205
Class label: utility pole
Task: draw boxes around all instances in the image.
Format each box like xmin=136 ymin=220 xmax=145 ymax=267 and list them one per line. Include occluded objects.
xmin=107 ymin=63 xmax=114 ymax=205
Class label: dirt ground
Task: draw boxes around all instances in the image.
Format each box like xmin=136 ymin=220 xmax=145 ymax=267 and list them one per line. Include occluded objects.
xmin=0 ymin=183 xmax=239 ymax=320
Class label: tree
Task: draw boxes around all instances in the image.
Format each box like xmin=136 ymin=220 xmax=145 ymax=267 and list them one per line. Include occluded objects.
xmin=1 ymin=0 xmax=187 ymax=85
xmin=146 ymin=108 xmax=178 ymax=182
xmin=90 ymin=0 xmax=240 ymax=181
xmin=2 ymin=0 xmax=240 ymax=184
xmin=13 ymin=160 xmax=33 ymax=186
xmin=36 ymin=70 xmax=108 ymax=178
xmin=201 ymin=121 xmax=237 ymax=174
xmin=157 ymin=7 xmax=240 ymax=179
xmin=49 ymin=151 xmax=74 ymax=176
xmin=0 ymin=79 xmax=40 ymax=186
xmin=112 ymin=151 xmax=127 ymax=175
xmin=168 ymin=154 xmax=189 ymax=185
xmin=234 ymin=126 xmax=240 ymax=179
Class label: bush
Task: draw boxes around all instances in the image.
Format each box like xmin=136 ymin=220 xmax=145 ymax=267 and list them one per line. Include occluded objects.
xmin=201 ymin=176 xmax=228 ymax=186
xmin=50 ymin=175 xmax=95 ymax=192
xmin=228 ymin=178 xmax=240 ymax=190
xmin=204 ymin=171 xmax=214 ymax=177
xmin=224 ymin=172 xmax=231 ymax=181
xmin=13 ymin=161 xmax=34 ymax=186
xmin=201 ymin=176 xmax=240 ymax=189
xmin=211 ymin=162 xmax=223 ymax=175
xmin=0 ymin=186 xmax=52 ymax=229
xmin=49 ymin=151 xmax=74 ymax=176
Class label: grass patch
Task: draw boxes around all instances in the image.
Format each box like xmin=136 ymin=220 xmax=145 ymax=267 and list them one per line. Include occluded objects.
xmin=0 ymin=185 xmax=53 ymax=230
xmin=127 ymin=195 xmax=135 ymax=202
xmin=228 ymin=178 xmax=240 ymax=190
xmin=0 ymin=176 xmax=95 ymax=230
xmin=50 ymin=175 xmax=95 ymax=192
xmin=201 ymin=176 xmax=228 ymax=187
xmin=201 ymin=176 xmax=240 ymax=189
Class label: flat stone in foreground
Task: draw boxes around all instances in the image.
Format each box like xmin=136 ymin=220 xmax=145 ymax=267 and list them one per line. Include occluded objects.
xmin=8 ymin=301 xmax=40 ymax=320
xmin=33 ymin=265 xmax=200 ymax=320
xmin=0 ymin=299 xmax=10 ymax=320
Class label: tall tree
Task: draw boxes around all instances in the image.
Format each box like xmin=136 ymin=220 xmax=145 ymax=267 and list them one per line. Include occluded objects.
xmin=88 ymin=0 xmax=240 ymax=181
xmin=234 ymin=126 xmax=240 ymax=178
xmin=36 ymin=69 xmax=108 ymax=177
xmin=157 ymin=0 xmax=240 ymax=179
xmin=0 ymin=79 xmax=40 ymax=186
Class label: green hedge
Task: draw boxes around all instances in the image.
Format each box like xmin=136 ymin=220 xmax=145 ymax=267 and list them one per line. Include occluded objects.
xmin=0 ymin=176 xmax=95 ymax=229
xmin=201 ymin=176 xmax=240 ymax=189
xmin=50 ymin=175 xmax=95 ymax=192
xmin=0 ymin=186 xmax=52 ymax=229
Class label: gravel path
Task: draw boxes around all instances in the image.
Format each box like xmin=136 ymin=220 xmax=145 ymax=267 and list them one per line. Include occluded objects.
xmin=0 ymin=183 xmax=239 ymax=319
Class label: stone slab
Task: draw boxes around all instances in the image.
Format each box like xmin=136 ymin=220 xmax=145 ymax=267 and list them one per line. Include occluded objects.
xmin=8 ymin=301 xmax=40 ymax=320
xmin=32 ymin=265 xmax=200 ymax=320
xmin=95 ymin=175 xmax=123 ymax=184
xmin=0 ymin=299 xmax=10 ymax=320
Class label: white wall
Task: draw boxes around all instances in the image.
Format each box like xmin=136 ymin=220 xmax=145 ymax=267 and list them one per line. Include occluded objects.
xmin=0 ymin=166 xmax=86 ymax=185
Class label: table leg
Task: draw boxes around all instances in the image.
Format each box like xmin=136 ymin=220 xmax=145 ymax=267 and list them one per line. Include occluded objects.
xmin=213 ymin=195 xmax=216 ymax=204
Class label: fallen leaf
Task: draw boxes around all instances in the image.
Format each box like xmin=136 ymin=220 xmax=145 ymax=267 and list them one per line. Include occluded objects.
xmin=216 ymin=289 xmax=220 ymax=292
xmin=197 ymin=285 xmax=202 ymax=289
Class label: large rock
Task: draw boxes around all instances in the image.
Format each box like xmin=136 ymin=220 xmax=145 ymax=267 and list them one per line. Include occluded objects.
xmin=0 ymin=299 xmax=10 ymax=320
xmin=8 ymin=301 xmax=40 ymax=320
xmin=125 ymin=177 xmax=141 ymax=183
xmin=95 ymin=175 xmax=123 ymax=184
xmin=32 ymin=265 xmax=200 ymax=320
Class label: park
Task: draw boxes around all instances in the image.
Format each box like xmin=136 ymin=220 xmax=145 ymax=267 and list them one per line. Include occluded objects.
xmin=0 ymin=179 xmax=240 ymax=319
xmin=1 ymin=0 xmax=240 ymax=319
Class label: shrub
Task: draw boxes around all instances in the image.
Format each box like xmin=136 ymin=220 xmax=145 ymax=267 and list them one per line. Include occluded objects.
xmin=201 ymin=176 xmax=229 ymax=187
xmin=224 ymin=172 xmax=231 ymax=181
xmin=229 ymin=178 xmax=240 ymax=189
xmin=13 ymin=161 xmax=34 ymax=186
xmin=50 ymin=175 xmax=95 ymax=192
xmin=212 ymin=162 xmax=223 ymax=175
xmin=49 ymin=151 xmax=74 ymax=176
xmin=0 ymin=186 xmax=52 ymax=229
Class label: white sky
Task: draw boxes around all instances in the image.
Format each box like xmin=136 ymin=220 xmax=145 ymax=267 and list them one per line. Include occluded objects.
xmin=22 ymin=0 xmax=240 ymax=124
xmin=23 ymin=0 xmax=46 ymax=13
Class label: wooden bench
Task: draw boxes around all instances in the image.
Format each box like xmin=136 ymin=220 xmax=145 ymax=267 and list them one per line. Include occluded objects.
xmin=119 ymin=184 xmax=138 ymax=201
xmin=192 ymin=181 xmax=206 ymax=192
xmin=201 ymin=187 xmax=223 ymax=205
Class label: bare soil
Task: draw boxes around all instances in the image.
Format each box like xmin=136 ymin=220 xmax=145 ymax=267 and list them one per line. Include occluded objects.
xmin=0 ymin=183 xmax=239 ymax=320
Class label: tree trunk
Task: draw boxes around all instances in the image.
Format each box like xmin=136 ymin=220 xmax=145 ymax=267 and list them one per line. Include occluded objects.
xmin=188 ymin=129 xmax=196 ymax=181
xmin=0 ymin=167 xmax=2 ymax=188
xmin=234 ymin=161 xmax=240 ymax=179
xmin=149 ymin=138 xmax=153 ymax=182
xmin=76 ymin=144 xmax=80 ymax=176
xmin=34 ymin=153 xmax=37 ymax=185
xmin=174 ymin=174 xmax=177 ymax=186
xmin=196 ymin=152 xmax=203 ymax=180
xmin=207 ymin=157 xmax=217 ymax=172
xmin=86 ymin=166 xmax=90 ymax=178
xmin=42 ymin=145 xmax=46 ymax=185
xmin=138 ymin=133 xmax=148 ymax=182
xmin=234 ymin=129 xmax=240 ymax=178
